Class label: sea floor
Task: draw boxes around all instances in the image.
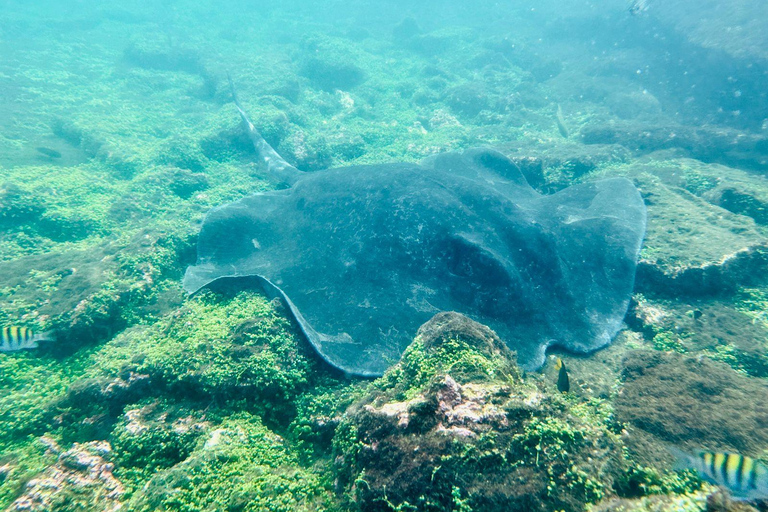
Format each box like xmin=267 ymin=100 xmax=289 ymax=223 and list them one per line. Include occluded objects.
xmin=1 ymin=1 xmax=768 ymax=511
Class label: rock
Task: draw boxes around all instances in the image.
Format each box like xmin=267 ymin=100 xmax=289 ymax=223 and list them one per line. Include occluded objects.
xmin=128 ymin=413 xmax=331 ymax=511
xmin=122 ymin=36 xmax=208 ymax=77
xmin=627 ymin=169 xmax=768 ymax=295
xmin=299 ymin=57 xmax=364 ymax=92
xmin=277 ymin=129 xmax=333 ymax=172
xmin=581 ymin=121 xmax=768 ymax=170
xmin=628 ymin=295 xmax=768 ymax=377
xmin=0 ymin=229 xmax=189 ymax=352
xmin=155 ymin=136 xmax=207 ymax=173
xmin=333 ymin=312 xmax=627 ymax=512
xmin=9 ymin=441 xmax=124 ymax=512
xmin=622 ymin=157 xmax=768 ymax=227
xmin=405 ymin=31 xmax=459 ymax=57
xmin=651 ymin=0 xmax=768 ymax=62
xmin=164 ymin=167 xmax=210 ymax=199
xmin=0 ymin=183 xmax=46 ymax=228
xmin=604 ymin=90 xmax=663 ymax=121
xmin=416 ymin=311 xmax=515 ymax=361
xmin=111 ymin=400 xmax=209 ymax=472
xmin=444 ymin=82 xmax=491 ymax=118
xmin=674 ymin=159 xmax=768 ymax=226
xmin=503 ymin=142 xmax=632 ymax=190
xmin=615 ymin=351 xmax=768 ymax=455
xmin=590 ymin=490 xmax=713 ymax=512
xmin=51 ymin=118 xmax=139 ymax=179
xmin=705 ymin=489 xmax=762 ymax=512
xmin=297 ymin=37 xmax=365 ymax=92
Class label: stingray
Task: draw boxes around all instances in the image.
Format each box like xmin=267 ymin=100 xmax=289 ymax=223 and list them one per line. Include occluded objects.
xmin=184 ymin=84 xmax=647 ymax=376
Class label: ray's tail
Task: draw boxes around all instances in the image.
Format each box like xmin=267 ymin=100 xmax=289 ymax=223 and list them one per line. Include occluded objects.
xmin=228 ymin=74 xmax=302 ymax=186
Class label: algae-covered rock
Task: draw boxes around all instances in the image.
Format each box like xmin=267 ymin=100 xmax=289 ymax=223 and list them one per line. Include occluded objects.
xmin=68 ymin=289 xmax=321 ymax=421
xmin=297 ymin=36 xmax=366 ymax=92
xmin=593 ymin=163 xmax=768 ymax=296
xmin=110 ymin=400 xmax=209 ymax=480
xmin=652 ymin=0 xmax=768 ymax=62
xmin=637 ymin=174 xmax=768 ymax=295
xmin=128 ymin=412 xmax=333 ymax=512
xmin=628 ymin=293 xmax=768 ymax=377
xmin=8 ymin=439 xmax=124 ymax=512
xmin=590 ymin=490 xmax=712 ymax=512
xmin=500 ymin=142 xmax=632 ymax=192
xmin=444 ymin=82 xmax=491 ymax=118
xmin=51 ymin=118 xmax=140 ymax=180
xmin=581 ymin=121 xmax=768 ymax=170
xmin=669 ymin=158 xmax=768 ymax=226
xmin=0 ymin=229 xmax=190 ymax=351
xmin=0 ymin=183 xmax=46 ymax=229
xmin=616 ymin=351 xmax=768 ymax=455
xmin=333 ymin=312 xmax=627 ymax=512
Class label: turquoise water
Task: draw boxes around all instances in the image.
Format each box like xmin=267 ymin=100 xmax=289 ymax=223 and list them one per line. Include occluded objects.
xmin=1 ymin=0 xmax=768 ymax=510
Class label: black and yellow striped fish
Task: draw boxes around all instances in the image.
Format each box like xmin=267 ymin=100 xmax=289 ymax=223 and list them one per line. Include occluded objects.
xmin=671 ymin=448 xmax=768 ymax=500
xmin=0 ymin=326 xmax=52 ymax=352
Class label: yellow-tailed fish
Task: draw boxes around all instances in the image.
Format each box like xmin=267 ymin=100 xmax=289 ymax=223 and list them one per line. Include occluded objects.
xmin=670 ymin=447 xmax=768 ymax=500
xmin=554 ymin=357 xmax=570 ymax=393
xmin=0 ymin=326 xmax=53 ymax=352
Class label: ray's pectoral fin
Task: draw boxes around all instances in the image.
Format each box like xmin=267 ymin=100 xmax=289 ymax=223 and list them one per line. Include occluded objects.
xmin=228 ymin=74 xmax=303 ymax=186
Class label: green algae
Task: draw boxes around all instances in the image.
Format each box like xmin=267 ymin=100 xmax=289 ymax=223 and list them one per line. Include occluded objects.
xmin=0 ymin=438 xmax=58 ymax=508
xmin=0 ymin=350 xmax=94 ymax=449
xmin=330 ymin=314 xmax=641 ymax=512
xmin=1 ymin=2 xmax=768 ymax=510
xmin=375 ymin=336 xmax=519 ymax=401
xmin=127 ymin=412 xmax=336 ymax=512
xmin=87 ymin=291 xmax=315 ymax=409
xmin=0 ymin=351 xmax=95 ymax=509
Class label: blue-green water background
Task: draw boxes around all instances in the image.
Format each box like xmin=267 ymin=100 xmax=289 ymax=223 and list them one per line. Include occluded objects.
xmin=3 ymin=0 xmax=768 ymax=510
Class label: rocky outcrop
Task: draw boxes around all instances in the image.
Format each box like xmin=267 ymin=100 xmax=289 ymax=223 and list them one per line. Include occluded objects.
xmin=616 ymin=351 xmax=768 ymax=455
xmin=333 ymin=312 xmax=627 ymax=512
xmin=595 ymin=161 xmax=768 ymax=296
xmin=9 ymin=439 xmax=124 ymax=512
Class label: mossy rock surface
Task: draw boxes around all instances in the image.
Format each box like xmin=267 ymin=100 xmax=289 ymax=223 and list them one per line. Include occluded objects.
xmin=334 ymin=313 xmax=628 ymax=512
xmin=616 ymin=350 xmax=768 ymax=456
xmin=128 ymin=412 xmax=334 ymax=512
xmin=629 ymin=293 xmax=768 ymax=377
xmin=596 ymin=161 xmax=768 ymax=296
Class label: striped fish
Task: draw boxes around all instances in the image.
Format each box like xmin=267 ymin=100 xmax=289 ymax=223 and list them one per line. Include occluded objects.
xmin=0 ymin=326 xmax=52 ymax=352
xmin=671 ymin=448 xmax=768 ymax=500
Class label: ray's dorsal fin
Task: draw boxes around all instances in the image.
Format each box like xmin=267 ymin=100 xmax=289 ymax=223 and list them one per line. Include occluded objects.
xmin=228 ymin=74 xmax=302 ymax=186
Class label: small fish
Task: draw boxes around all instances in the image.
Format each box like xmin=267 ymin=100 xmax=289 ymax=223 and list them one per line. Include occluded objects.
xmin=555 ymin=104 xmax=569 ymax=139
xmin=35 ymin=147 xmax=62 ymax=159
xmin=670 ymin=448 xmax=768 ymax=500
xmin=0 ymin=326 xmax=53 ymax=352
xmin=554 ymin=357 xmax=570 ymax=393
xmin=629 ymin=0 xmax=649 ymax=15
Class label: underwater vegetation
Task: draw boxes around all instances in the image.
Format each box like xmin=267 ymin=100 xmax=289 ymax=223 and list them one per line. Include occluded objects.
xmin=2 ymin=0 xmax=768 ymax=510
